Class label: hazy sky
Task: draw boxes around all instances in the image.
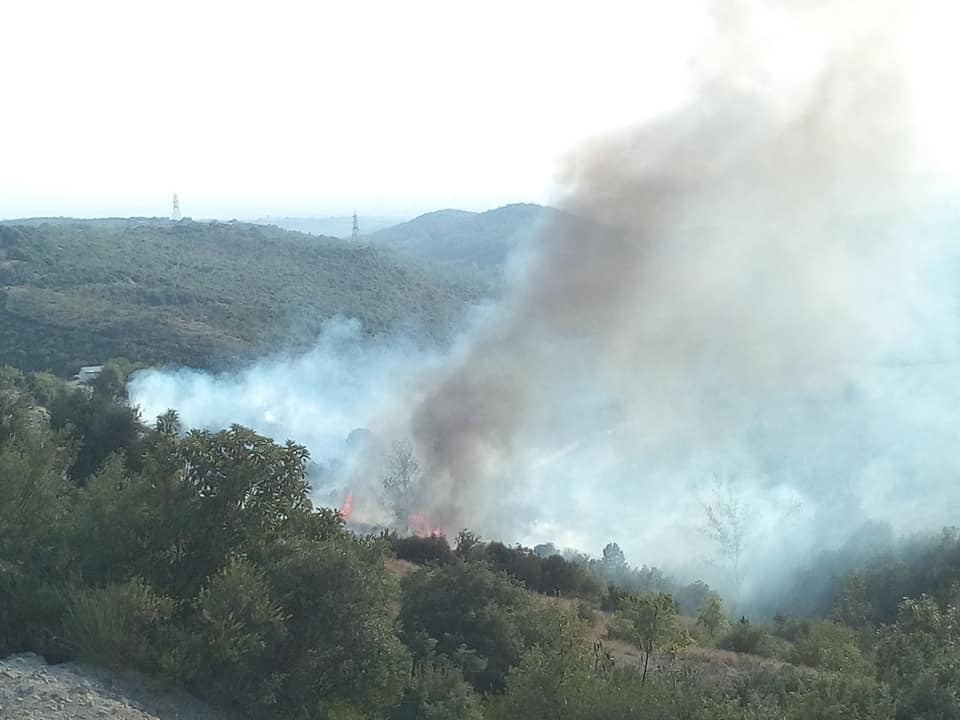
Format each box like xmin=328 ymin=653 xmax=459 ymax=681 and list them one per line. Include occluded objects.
xmin=1 ymin=0 xmax=710 ymax=220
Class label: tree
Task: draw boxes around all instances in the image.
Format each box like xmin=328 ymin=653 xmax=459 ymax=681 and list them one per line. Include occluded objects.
xmin=620 ymin=592 xmax=689 ymax=686
xmin=704 ymin=474 xmax=749 ymax=595
xmin=602 ymin=542 xmax=627 ymax=574
xmin=697 ymin=595 xmax=727 ymax=638
xmin=487 ymin=614 xmax=591 ymax=720
xmin=455 ymin=530 xmax=484 ymax=561
xmin=875 ymin=591 xmax=960 ymax=720
xmin=186 ymin=557 xmax=288 ymax=713
xmin=260 ymin=533 xmax=411 ymax=717
xmin=533 ymin=543 xmax=559 ymax=558
xmin=383 ymin=439 xmax=423 ymax=527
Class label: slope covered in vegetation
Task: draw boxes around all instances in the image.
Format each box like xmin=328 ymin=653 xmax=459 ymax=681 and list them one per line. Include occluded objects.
xmin=367 ymin=204 xmax=559 ymax=272
xmin=1 ymin=362 xmax=959 ymax=719
xmin=0 ymin=219 xmax=487 ymax=374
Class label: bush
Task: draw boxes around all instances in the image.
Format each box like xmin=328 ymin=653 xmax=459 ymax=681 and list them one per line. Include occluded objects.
xmin=388 ymin=659 xmax=484 ymax=720
xmin=718 ymin=618 xmax=790 ymax=660
xmin=60 ymin=578 xmax=174 ymax=672
xmin=265 ymin=536 xmax=411 ymax=717
xmin=773 ymin=613 xmax=813 ymax=642
xmin=182 ymin=558 xmax=288 ymax=713
xmin=790 ymin=620 xmax=874 ymax=675
xmin=389 ymin=533 xmax=456 ymax=566
xmin=399 ymin=562 xmax=579 ymax=691
xmin=576 ymin=600 xmax=597 ymax=623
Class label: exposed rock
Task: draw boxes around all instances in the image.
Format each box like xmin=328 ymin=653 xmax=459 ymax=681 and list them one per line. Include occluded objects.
xmin=0 ymin=654 xmax=224 ymax=720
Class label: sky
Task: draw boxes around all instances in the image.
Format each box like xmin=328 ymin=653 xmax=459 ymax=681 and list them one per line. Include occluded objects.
xmin=0 ymin=0 xmax=707 ymax=220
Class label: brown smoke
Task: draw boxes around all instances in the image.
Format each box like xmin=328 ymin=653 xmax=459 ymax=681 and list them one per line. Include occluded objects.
xmin=408 ymin=0 xmax=943 ymax=534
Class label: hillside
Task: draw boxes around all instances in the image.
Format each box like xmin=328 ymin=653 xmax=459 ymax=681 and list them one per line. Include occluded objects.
xmin=368 ymin=203 xmax=560 ymax=271
xmin=1 ymin=366 xmax=958 ymax=719
xmin=252 ymin=214 xmax=406 ymax=238
xmin=0 ymin=218 xmax=487 ymax=374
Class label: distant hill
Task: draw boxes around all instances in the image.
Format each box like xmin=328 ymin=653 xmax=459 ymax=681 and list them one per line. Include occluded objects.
xmin=368 ymin=203 xmax=561 ymax=271
xmin=252 ymin=215 xmax=407 ymax=238
xmin=0 ymin=218 xmax=487 ymax=374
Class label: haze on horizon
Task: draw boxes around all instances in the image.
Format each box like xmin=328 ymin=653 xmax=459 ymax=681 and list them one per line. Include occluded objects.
xmin=1 ymin=0 xmax=714 ymax=221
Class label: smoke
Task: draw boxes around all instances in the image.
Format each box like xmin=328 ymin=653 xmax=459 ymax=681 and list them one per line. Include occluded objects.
xmin=130 ymin=0 xmax=960 ymax=604
xmin=129 ymin=318 xmax=455 ymax=523
xmin=398 ymin=0 xmax=960 ymax=588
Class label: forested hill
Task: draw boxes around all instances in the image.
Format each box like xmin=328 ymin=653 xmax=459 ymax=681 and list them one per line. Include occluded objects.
xmin=367 ymin=203 xmax=562 ymax=272
xmin=0 ymin=218 xmax=487 ymax=374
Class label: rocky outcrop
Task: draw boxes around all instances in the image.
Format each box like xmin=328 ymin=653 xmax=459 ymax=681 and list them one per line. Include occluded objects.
xmin=0 ymin=654 xmax=223 ymax=720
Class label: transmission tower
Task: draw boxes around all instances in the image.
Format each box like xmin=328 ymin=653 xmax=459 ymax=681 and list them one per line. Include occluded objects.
xmin=171 ymin=194 xmax=182 ymax=221
xmin=351 ymin=211 xmax=361 ymax=242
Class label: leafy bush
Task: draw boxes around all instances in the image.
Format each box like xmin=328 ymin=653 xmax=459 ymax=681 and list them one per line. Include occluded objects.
xmin=790 ymin=620 xmax=874 ymax=675
xmin=399 ymin=562 xmax=579 ymax=691
xmin=697 ymin=595 xmax=728 ymax=638
xmin=182 ymin=558 xmax=288 ymax=713
xmin=875 ymin=593 xmax=960 ymax=720
xmin=718 ymin=617 xmax=790 ymax=659
xmin=389 ymin=533 xmax=456 ymax=566
xmin=388 ymin=659 xmax=485 ymax=720
xmin=263 ymin=536 xmax=411 ymax=717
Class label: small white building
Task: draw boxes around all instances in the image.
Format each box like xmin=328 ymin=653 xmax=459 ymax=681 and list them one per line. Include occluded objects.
xmin=74 ymin=365 xmax=104 ymax=384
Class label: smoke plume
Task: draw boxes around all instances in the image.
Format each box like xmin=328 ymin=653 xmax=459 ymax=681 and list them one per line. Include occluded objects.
xmin=131 ymin=0 xmax=960 ymax=602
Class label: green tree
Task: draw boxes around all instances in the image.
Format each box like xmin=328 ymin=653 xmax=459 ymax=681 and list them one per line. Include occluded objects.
xmin=602 ymin=542 xmax=627 ymax=573
xmin=264 ymin=535 xmax=411 ymax=717
xmin=697 ymin=595 xmax=727 ymax=638
xmin=184 ymin=557 xmax=288 ymax=714
xmin=620 ymin=592 xmax=689 ymax=685
xmin=875 ymin=592 xmax=960 ymax=719
xmin=489 ymin=620 xmax=593 ymax=720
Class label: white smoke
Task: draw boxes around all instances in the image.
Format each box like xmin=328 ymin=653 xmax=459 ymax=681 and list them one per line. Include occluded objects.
xmin=129 ymin=0 xmax=960 ymax=604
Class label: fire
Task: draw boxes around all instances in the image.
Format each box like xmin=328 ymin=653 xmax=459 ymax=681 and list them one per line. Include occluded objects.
xmin=340 ymin=491 xmax=353 ymax=520
xmin=408 ymin=511 xmax=443 ymax=538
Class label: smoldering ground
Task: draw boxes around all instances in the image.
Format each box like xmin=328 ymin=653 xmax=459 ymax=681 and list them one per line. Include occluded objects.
xmin=130 ymin=0 xmax=960 ymax=604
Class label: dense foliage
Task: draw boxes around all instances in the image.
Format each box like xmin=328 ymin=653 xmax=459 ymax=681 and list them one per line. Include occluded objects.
xmin=0 ymin=219 xmax=486 ymax=374
xmin=1 ymin=364 xmax=959 ymax=719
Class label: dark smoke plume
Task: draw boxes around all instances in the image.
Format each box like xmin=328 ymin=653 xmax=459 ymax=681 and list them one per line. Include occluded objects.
xmin=406 ymin=0 xmax=955 ymax=560
xmin=132 ymin=0 xmax=960 ymax=603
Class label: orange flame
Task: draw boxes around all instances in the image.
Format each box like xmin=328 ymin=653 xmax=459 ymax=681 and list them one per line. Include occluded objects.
xmin=340 ymin=491 xmax=353 ymax=520
xmin=408 ymin=511 xmax=443 ymax=538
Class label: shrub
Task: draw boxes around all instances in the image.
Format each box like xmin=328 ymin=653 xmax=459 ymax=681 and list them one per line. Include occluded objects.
xmin=390 ymin=533 xmax=456 ymax=566
xmin=388 ymin=659 xmax=484 ymax=720
xmin=60 ymin=578 xmax=174 ymax=672
xmin=183 ymin=558 xmax=288 ymax=712
xmin=399 ymin=562 xmax=579 ymax=691
xmin=790 ymin=620 xmax=874 ymax=675
xmin=718 ymin=617 xmax=790 ymax=659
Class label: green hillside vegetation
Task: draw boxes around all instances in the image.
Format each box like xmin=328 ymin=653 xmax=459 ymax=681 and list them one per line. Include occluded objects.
xmin=1 ymin=362 xmax=959 ymax=719
xmin=368 ymin=204 xmax=560 ymax=272
xmin=252 ymin=215 xmax=406 ymax=238
xmin=0 ymin=219 xmax=487 ymax=374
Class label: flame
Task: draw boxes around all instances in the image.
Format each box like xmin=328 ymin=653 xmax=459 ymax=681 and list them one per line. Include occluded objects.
xmin=408 ymin=511 xmax=443 ymax=538
xmin=340 ymin=491 xmax=353 ymax=520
